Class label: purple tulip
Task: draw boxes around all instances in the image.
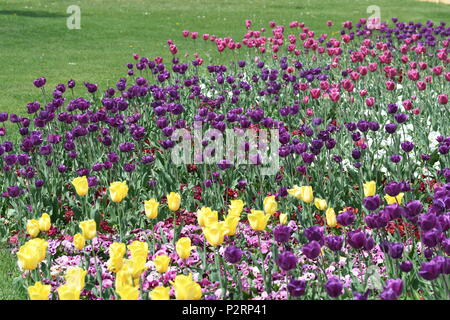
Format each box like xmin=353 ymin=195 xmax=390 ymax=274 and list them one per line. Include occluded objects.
xmin=384 ymin=181 xmax=401 ymax=197
xmin=302 ymin=241 xmax=321 ymax=260
xmin=325 ymin=277 xmax=343 ymax=298
xmin=399 ymin=261 xmax=413 ymax=273
xmin=273 ymin=225 xmax=292 ymax=243
xmin=388 ymin=242 xmax=404 ymax=259
xmin=224 ymin=246 xmax=243 ymax=264
xmin=276 ymin=250 xmax=297 ymax=271
xmin=287 ymin=279 xmax=306 ymax=297
xmin=325 ymin=235 xmax=344 ymax=252
xmin=304 ymin=226 xmax=324 ymax=244
xmin=347 ymin=230 xmax=366 ymax=249
xmin=336 ymin=210 xmax=355 ymax=226
xmin=419 ymin=261 xmax=441 ymax=280
xmin=363 ymin=195 xmax=381 ymax=211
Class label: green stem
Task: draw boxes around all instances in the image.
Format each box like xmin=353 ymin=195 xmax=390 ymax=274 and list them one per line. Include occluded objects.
xmin=214 ymin=249 xmax=226 ymax=299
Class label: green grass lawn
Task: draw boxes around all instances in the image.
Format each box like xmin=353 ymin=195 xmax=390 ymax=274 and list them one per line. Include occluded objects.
xmin=0 ymin=245 xmax=26 ymax=300
xmin=0 ymin=0 xmax=448 ymax=300
xmin=0 ymin=0 xmax=449 ymax=117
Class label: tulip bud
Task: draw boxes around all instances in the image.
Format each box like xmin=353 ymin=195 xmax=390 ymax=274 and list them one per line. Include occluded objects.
xmin=176 ymin=237 xmax=193 ymax=259
xmin=26 ymin=219 xmax=40 ymax=238
xmin=263 ymin=195 xmax=278 ymax=215
xmin=144 ymin=198 xmax=159 ymax=219
xmin=326 ymin=208 xmax=337 ymax=227
xmin=363 ymin=181 xmax=376 ymax=197
xmin=73 ymin=233 xmax=85 ymax=250
xmin=153 ymin=255 xmax=171 ymax=273
xmin=71 ymin=176 xmax=88 ymax=196
xmin=171 ymin=274 xmax=202 ymax=300
xmin=109 ymin=181 xmax=129 ymax=203
xmin=248 ymin=210 xmax=271 ymax=231
xmin=38 ymin=213 xmax=51 ymax=232
xmin=28 ymin=281 xmax=51 ymax=300
xmin=79 ymin=220 xmax=96 ymax=240
xmin=314 ymin=198 xmax=327 ymax=210
xmin=150 ymin=286 xmax=170 ymax=300
xmin=57 ymin=284 xmax=80 ymax=300
xmin=167 ymin=192 xmax=181 ymax=211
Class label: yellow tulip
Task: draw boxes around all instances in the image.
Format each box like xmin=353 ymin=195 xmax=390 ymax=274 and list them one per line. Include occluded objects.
xmin=73 ymin=233 xmax=85 ymax=251
xmin=109 ymin=181 xmax=129 ymax=203
xmin=128 ymin=241 xmax=148 ymax=260
xmin=17 ymin=245 xmax=39 ymax=270
xmin=197 ymin=207 xmax=218 ymax=228
xmin=17 ymin=239 xmax=48 ymax=271
xmin=107 ymin=243 xmax=126 ymax=273
xmin=363 ymin=181 xmax=376 ymax=197
xmin=301 ymin=186 xmax=314 ymax=203
xmin=27 ymin=238 xmax=48 ymax=262
xmin=263 ymin=195 xmax=278 ymax=215
xmin=71 ymin=176 xmax=88 ymax=196
xmin=223 ymin=214 xmax=240 ymax=236
xmin=248 ymin=210 xmax=271 ymax=231
xmin=171 ymin=274 xmax=202 ymax=300
xmin=203 ymin=221 xmax=228 ymax=246
xmin=107 ymin=257 xmax=124 ymax=273
xmin=115 ymin=269 xmax=134 ymax=292
xmin=28 ymin=281 xmax=51 ymax=300
xmin=287 ymin=185 xmax=303 ymax=199
xmin=288 ymin=185 xmax=314 ymax=203
xmin=65 ymin=267 xmax=87 ymax=292
xmin=150 ymin=286 xmax=170 ymax=300
xmin=279 ymin=213 xmax=288 ymax=225
xmin=108 ymin=242 xmax=126 ymax=273
xmin=109 ymin=242 xmax=126 ymax=258
xmin=79 ymin=220 xmax=96 ymax=240
xmin=38 ymin=213 xmax=51 ymax=232
xmin=314 ymin=198 xmax=328 ymax=211
xmin=144 ymin=199 xmax=159 ymax=219
xmin=176 ymin=237 xmax=193 ymax=259
xmin=117 ymin=285 xmax=140 ymax=300
xmin=326 ymin=208 xmax=337 ymax=228
xmin=228 ymin=200 xmax=245 ymax=216
xmin=26 ymin=219 xmax=40 ymax=238
xmin=385 ymin=193 xmax=404 ymax=205
xmin=167 ymin=192 xmax=181 ymax=211
xmin=123 ymin=256 xmax=147 ymax=279
xmin=57 ymin=284 xmax=80 ymax=300
xmin=153 ymin=255 xmax=171 ymax=273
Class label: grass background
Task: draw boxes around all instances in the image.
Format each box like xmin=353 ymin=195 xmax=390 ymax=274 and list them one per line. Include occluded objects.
xmin=0 ymin=0 xmax=448 ymax=300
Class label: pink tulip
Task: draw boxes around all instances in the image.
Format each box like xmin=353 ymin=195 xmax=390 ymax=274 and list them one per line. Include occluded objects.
xmin=365 ymin=97 xmax=375 ymax=107
xmin=310 ymin=88 xmax=321 ymax=99
xmin=438 ymin=94 xmax=448 ymax=105
xmin=385 ymin=81 xmax=395 ymax=91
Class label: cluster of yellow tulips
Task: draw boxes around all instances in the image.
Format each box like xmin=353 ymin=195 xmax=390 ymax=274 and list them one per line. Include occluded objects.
xmin=26 ymin=213 xmax=51 ymax=238
xmin=198 ymin=199 xmax=245 ymax=246
xmin=103 ymin=236 xmax=200 ymax=299
xmin=287 ymin=185 xmax=337 ymax=228
xmin=72 ymin=176 xmax=129 ymax=203
xmin=143 ymin=192 xmax=181 ymax=220
xmin=110 ymin=241 xmax=148 ymax=299
xmin=22 ymin=219 xmax=97 ymax=300
xmin=27 ymin=266 xmax=87 ymax=300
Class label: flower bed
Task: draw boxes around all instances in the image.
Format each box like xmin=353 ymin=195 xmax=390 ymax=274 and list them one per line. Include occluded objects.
xmin=1 ymin=17 xmax=449 ymax=300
